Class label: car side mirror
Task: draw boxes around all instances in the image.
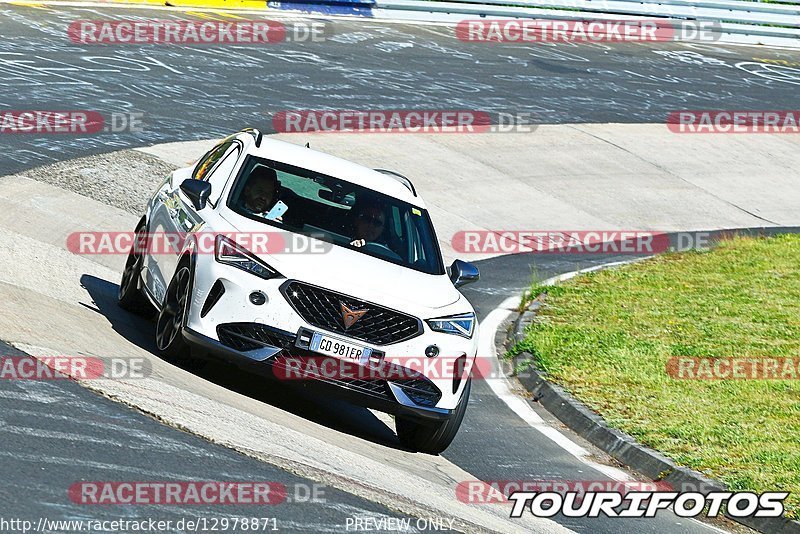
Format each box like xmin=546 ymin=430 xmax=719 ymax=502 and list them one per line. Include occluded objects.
xmin=180 ymin=179 xmax=212 ymax=211
xmin=449 ymin=259 xmax=479 ymax=288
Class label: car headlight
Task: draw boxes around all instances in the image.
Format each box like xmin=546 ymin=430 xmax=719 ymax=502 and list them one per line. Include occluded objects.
xmin=426 ymin=313 xmax=475 ymax=338
xmin=215 ymin=235 xmax=281 ymax=280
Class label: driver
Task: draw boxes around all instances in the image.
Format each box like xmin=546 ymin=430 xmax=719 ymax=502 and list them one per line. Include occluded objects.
xmin=349 ymin=198 xmax=386 ymax=248
xmin=241 ymin=166 xmax=280 ymax=216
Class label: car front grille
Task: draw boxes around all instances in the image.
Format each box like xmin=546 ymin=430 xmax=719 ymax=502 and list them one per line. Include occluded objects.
xmin=217 ymin=323 xmax=296 ymax=352
xmin=280 ymin=281 xmax=422 ymax=346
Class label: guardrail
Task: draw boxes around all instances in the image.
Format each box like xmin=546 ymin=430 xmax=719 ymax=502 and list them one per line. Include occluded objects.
xmin=119 ymin=0 xmax=800 ymax=44
xmin=503 ymin=0 xmax=799 ymax=26
xmin=362 ymin=0 xmax=800 ymax=45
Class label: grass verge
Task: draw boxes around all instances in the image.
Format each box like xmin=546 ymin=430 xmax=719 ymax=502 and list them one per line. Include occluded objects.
xmin=510 ymin=234 xmax=800 ymax=518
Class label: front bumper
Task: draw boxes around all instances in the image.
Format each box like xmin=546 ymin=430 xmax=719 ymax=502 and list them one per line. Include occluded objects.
xmin=183 ymin=326 xmax=454 ymax=422
xmin=183 ymin=255 xmax=478 ymax=414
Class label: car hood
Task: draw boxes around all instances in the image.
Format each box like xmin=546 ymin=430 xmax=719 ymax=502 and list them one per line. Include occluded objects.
xmin=220 ymin=212 xmax=463 ymax=311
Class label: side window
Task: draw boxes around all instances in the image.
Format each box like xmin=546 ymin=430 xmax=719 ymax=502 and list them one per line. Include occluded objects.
xmin=192 ymin=141 xmax=233 ymax=181
xmin=205 ymin=145 xmax=241 ymax=207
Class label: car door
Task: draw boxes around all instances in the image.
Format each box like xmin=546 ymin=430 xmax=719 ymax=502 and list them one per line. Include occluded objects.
xmin=144 ymin=140 xmax=240 ymax=305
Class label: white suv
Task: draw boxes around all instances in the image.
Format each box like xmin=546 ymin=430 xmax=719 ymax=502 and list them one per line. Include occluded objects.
xmin=119 ymin=129 xmax=480 ymax=454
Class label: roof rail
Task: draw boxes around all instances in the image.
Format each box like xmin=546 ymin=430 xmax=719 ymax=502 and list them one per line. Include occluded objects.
xmin=239 ymin=128 xmax=263 ymax=148
xmin=374 ymin=168 xmax=417 ymax=197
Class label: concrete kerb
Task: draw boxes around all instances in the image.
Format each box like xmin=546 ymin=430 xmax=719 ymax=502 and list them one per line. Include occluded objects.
xmin=500 ymin=227 xmax=800 ymax=534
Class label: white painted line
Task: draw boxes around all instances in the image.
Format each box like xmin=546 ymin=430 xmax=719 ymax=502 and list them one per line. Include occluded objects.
xmin=9 ymin=338 xmax=570 ymax=534
xmin=479 ymin=294 xmax=633 ymax=483
xmin=478 ymin=265 xmax=730 ymax=534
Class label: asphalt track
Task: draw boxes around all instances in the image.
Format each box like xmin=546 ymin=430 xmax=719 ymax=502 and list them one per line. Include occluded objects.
xmin=0 ymin=339 xmax=428 ymax=532
xmin=1 ymin=2 xmax=800 ymax=173
xmin=1 ymin=3 xmax=799 ymax=533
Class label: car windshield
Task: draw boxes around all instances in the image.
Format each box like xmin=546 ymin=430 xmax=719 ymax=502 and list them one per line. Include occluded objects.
xmin=227 ymin=155 xmax=445 ymax=275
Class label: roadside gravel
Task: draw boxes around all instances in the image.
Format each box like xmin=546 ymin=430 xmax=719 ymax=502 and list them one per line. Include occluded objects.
xmin=5 ymin=150 xmax=177 ymax=215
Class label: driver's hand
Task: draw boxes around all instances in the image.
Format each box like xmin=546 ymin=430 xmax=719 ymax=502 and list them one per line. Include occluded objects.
xmin=350 ymin=239 xmax=366 ymax=247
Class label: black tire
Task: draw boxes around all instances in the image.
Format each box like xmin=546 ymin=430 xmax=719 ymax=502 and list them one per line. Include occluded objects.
xmin=118 ymin=224 xmax=154 ymax=317
xmin=155 ymin=260 xmax=193 ymax=361
xmin=396 ymin=378 xmax=472 ymax=455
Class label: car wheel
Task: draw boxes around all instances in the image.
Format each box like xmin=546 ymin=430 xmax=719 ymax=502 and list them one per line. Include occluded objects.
xmin=118 ymin=225 xmax=153 ymax=316
xmin=395 ymin=378 xmax=471 ymax=455
xmin=155 ymin=260 xmax=193 ymax=361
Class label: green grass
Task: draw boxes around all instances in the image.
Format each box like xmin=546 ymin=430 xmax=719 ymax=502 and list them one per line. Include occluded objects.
xmin=510 ymin=234 xmax=800 ymax=518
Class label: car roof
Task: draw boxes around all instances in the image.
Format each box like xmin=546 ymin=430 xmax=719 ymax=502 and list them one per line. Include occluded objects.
xmin=244 ymin=136 xmax=426 ymax=209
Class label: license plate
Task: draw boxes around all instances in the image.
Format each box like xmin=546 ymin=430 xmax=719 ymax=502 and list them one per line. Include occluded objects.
xmin=310 ymin=332 xmax=372 ymax=363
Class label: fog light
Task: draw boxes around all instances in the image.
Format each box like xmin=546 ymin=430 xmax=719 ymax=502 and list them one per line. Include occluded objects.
xmin=249 ymin=291 xmax=266 ymax=306
xmin=425 ymin=345 xmax=439 ymax=358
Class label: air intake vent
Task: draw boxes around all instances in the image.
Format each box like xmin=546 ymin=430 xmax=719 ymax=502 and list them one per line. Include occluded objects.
xmin=201 ymin=280 xmax=225 ymax=318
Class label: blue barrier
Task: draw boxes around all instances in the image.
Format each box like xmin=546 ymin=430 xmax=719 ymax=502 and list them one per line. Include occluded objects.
xmin=268 ymin=0 xmax=375 ymax=16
